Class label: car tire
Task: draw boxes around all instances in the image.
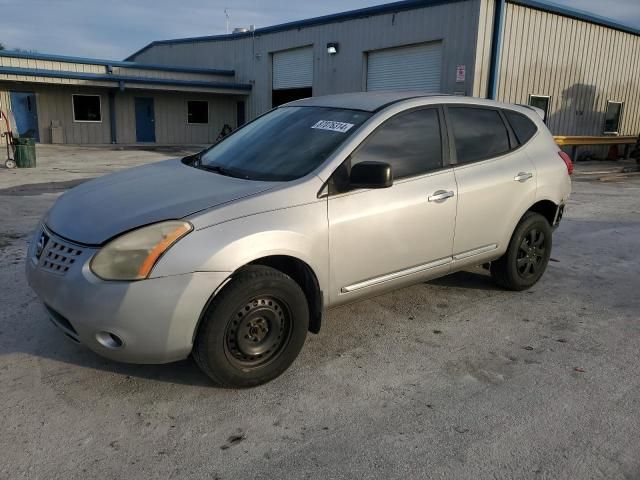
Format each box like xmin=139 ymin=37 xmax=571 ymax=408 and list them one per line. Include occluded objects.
xmin=490 ymin=212 xmax=552 ymax=291
xmin=193 ymin=265 xmax=309 ymax=388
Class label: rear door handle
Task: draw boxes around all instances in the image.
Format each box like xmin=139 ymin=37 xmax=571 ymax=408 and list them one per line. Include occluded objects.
xmin=514 ymin=172 xmax=533 ymax=182
xmin=428 ymin=190 xmax=455 ymax=202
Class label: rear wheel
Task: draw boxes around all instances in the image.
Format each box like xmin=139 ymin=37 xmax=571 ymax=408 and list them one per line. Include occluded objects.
xmin=490 ymin=212 xmax=552 ymax=291
xmin=193 ymin=265 xmax=309 ymax=388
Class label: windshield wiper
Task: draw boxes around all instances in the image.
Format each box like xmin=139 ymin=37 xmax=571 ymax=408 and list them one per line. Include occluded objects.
xmin=197 ymin=163 xmax=247 ymax=179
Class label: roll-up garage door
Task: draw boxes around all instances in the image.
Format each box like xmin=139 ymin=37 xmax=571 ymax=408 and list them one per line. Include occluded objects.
xmin=273 ymin=47 xmax=314 ymax=90
xmin=367 ymin=42 xmax=442 ymax=92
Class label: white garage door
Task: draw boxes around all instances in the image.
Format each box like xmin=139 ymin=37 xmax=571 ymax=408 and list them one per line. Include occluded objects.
xmin=273 ymin=47 xmax=314 ymax=90
xmin=367 ymin=42 xmax=442 ymax=92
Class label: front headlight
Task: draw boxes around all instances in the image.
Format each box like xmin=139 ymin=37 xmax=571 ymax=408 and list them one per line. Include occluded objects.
xmin=90 ymin=221 xmax=193 ymax=281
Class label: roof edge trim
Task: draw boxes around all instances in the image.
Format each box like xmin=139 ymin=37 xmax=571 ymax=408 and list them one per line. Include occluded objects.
xmin=0 ymin=50 xmax=235 ymax=76
xmin=0 ymin=66 xmax=251 ymax=91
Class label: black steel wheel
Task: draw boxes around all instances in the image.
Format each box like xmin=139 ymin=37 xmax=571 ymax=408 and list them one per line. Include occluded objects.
xmin=224 ymin=296 xmax=292 ymax=369
xmin=193 ymin=266 xmax=309 ymax=388
xmin=491 ymin=212 xmax=553 ymax=291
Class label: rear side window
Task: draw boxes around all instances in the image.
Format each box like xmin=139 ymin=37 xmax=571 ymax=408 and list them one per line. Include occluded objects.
xmin=505 ymin=110 xmax=538 ymax=145
xmin=351 ymin=108 xmax=443 ymax=179
xmin=448 ymin=107 xmax=510 ymax=164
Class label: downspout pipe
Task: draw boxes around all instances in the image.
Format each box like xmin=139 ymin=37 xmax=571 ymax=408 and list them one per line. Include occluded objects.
xmin=487 ymin=0 xmax=506 ymax=99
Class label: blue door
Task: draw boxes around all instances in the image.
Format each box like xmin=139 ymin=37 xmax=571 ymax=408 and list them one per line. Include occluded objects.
xmin=135 ymin=97 xmax=156 ymax=143
xmin=10 ymin=92 xmax=39 ymax=141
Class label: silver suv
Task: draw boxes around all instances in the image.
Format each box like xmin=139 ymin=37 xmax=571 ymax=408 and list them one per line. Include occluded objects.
xmin=27 ymin=92 xmax=572 ymax=387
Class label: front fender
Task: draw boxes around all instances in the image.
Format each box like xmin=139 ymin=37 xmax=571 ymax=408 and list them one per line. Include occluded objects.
xmin=151 ymin=201 xmax=329 ymax=293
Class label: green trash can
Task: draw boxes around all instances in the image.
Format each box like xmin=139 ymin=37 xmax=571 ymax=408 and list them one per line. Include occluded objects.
xmin=13 ymin=138 xmax=37 ymax=168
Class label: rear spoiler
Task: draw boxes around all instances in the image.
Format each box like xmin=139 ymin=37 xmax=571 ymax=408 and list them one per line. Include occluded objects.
xmin=517 ymin=104 xmax=546 ymax=121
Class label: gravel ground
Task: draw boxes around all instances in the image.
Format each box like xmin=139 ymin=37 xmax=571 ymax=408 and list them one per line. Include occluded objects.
xmin=1 ymin=146 xmax=639 ymax=479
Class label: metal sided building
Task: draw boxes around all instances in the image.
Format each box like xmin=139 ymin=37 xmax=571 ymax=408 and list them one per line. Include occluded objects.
xmin=2 ymin=0 xmax=638 ymax=146
xmin=126 ymin=0 xmax=640 ymax=139
xmin=0 ymin=51 xmax=251 ymax=145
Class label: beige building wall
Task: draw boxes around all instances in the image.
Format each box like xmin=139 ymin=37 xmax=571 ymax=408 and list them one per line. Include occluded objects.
xmin=0 ymin=83 xmax=240 ymax=145
xmin=496 ymin=2 xmax=640 ymax=136
xmin=34 ymin=85 xmax=113 ymax=144
xmin=115 ymin=90 xmax=237 ymax=144
xmin=0 ymin=89 xmax=11 ymax=145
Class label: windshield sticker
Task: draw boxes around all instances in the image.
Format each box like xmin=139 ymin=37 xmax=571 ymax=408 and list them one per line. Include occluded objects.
xmin=311 ymin=120 xmax=355 ymax=133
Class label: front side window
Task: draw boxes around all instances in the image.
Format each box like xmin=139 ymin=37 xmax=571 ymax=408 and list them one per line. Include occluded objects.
xmin=72 ymin=95 xmax=101 ymax=122
xmin=351 ymin=108 xmax=443 ymax=179
xmin=448 ymin=107 xmax=510 ymax=164
xmin=199 ymin=106 xmax=371 ymax=181
xmin=529 ymin=95 xmax=550 ymax=122
xmin=603 ymin=101 xmax=623 ymax=134
xmin=187 ymin=100 xmax=209 ymax=124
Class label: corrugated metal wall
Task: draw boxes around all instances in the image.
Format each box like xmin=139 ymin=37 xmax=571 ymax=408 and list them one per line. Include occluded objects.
xmin=0 ymin=89 xmax=10 ymax=145
xmin=0 ymin=55 xmax=233 ymax=84
xmin=0 ymin=56 xmax=104 ymax=74
xmin=472 ymin=0 xmax=496 ymax=98
xmin=0 ymin=84 xmax=237 ymax=144
xmin=130 ymin=0 xmax=483 ymax=120
xmin=496 ymin=3 xmax=640 ymax=136
xmin=115 ymin=91 xmax=236 ymax=144
xmin=35 ymin=86 xmax=112 ymax=144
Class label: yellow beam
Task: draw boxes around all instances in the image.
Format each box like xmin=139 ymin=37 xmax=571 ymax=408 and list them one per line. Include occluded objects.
xmin=554 ymin=135 xmax=637 ymax=146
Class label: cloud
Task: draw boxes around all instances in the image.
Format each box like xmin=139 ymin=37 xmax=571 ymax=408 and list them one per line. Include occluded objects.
xmin=0 ymin=0 xmax=638 ymax=59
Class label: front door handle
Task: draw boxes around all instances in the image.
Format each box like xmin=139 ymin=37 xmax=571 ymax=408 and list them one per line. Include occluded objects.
xmin=428 ymin=190 xmax=455 ymax=202
xmin=514 ymin=172 xmax=533 ymax=182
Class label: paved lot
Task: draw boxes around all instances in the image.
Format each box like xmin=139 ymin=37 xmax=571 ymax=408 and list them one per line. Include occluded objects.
xmin=1 ymin=146 xmax=639 ymax=479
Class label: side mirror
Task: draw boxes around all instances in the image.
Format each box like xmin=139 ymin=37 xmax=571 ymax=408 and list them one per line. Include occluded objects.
xmin=349 ymin=161 xmax=393 ymax=189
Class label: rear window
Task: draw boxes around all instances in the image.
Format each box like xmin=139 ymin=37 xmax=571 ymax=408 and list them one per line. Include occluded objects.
xmin=448 ymin=107 xmax=510 ymax=164
xmin=505 ymin=110 xmax=537 ymax=145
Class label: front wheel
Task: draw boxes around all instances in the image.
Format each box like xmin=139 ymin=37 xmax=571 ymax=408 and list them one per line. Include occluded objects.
xmin=193 ymin=265 xmax=309 ymax=388
xmin=490 ymin=212 xmax=552 ymax=291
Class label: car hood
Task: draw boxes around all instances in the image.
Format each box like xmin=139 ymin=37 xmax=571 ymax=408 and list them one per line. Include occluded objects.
xmin=45 ymin=159 xmax=277 ymax=245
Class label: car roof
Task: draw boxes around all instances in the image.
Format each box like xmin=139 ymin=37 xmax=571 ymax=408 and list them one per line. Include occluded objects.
xmin=284 ymin=92 xmax=545 ymax=125
xmin=285 ymin=91 xmax=451 ymax=112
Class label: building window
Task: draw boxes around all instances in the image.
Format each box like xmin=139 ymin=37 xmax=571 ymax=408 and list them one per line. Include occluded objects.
xmin=72 ymin=94 xmax=102 ymax=122
xmin=187 ymin=101 xmax=208 ymax=124
xmin=603 ymin=101 xmax=623 ymax=134
xmin=528 ymin=95 xmax=550 ymax=122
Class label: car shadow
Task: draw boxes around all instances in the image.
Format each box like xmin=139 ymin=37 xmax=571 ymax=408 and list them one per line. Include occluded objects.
xmin=8 ymin=316 xmax=216 ymax=387
xmin=0 ymin=179 xmax=94 ymax=196
xmin=83 ymin=355 xmax=215 ymax=387
xmin=427 ymin=270 xmax=503 ymax=291
xmin=18 ymin=269 xmax=500 ymax=387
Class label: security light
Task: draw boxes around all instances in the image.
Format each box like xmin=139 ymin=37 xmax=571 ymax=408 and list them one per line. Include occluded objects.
xmin=327 ymin=43 xmax=339 ymax=55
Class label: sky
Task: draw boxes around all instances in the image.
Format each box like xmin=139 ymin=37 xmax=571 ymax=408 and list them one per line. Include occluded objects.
xmin=0 ymin=0 xmax=638 ymax=60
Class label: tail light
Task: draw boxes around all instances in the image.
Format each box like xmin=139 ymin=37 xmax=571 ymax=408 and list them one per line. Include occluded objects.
xmin=558 ymin=151 xmax=573 ymax=175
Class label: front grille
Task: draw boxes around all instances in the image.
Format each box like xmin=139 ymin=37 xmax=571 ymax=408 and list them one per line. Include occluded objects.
xmin=39 ymin=234 xmax=83 ymax=275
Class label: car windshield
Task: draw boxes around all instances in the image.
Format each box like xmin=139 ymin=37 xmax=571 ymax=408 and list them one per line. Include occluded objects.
xmin=198 ymin=106 xmax=372 ymax=181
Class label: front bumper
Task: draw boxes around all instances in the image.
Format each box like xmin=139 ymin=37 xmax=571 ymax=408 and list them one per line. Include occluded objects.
xmin=26 ymin=227 xmax=230 ymax=364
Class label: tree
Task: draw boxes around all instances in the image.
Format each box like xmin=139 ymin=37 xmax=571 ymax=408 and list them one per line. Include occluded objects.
xmin=0 ymin=43 xmax=5 ymax=51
